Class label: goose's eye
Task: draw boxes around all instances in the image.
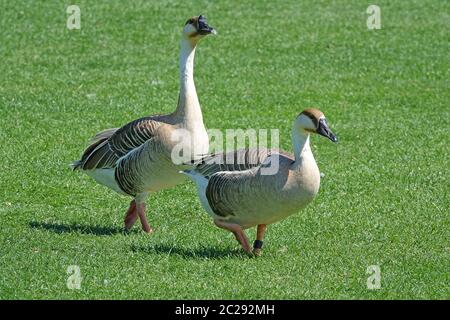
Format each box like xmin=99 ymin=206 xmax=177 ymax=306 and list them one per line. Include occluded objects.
xmin=185 ymin=19 xmax=194 ymax=25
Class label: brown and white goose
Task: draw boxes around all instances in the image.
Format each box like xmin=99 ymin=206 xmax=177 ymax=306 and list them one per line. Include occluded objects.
xmin=183 ymin=109 xmax=338 ymax=255
xmin=72 ymin=15 xmax=216 ymax=233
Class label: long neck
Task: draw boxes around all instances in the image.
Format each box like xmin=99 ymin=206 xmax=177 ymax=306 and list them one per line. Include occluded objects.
xmin=173 ymin=38 xmax=203 ymax=125
xmin=291 ymin=127 xmax=313 ymax=169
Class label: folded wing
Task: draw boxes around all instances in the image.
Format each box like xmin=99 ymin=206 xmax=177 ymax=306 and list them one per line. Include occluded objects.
xmin=74 ymin=117 xmax=162 ymax=170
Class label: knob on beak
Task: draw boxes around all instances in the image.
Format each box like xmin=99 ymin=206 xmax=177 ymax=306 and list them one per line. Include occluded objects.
xmin=197 ymin=15 xmax=216 ymax=35
xmin=316 ymin=119 xmax=338 ymax=143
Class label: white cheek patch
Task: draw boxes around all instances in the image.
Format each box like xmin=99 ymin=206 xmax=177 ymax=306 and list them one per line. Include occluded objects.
xmin=183 ymin=24 xmax=197 ymax=35
xmin=299 ymin=115 xmax=317 ymax=132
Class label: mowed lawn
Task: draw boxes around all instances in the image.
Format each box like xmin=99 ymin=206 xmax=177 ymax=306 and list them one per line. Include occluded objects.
xmin=0 ymin=0 xmax=448 ymax=299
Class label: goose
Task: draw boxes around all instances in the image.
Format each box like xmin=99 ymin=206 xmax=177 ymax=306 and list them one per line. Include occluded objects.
xmin=72 ymin=15 xmax=216 ymax=233
xmin=183 ymin=109 xmax=338 ymax=256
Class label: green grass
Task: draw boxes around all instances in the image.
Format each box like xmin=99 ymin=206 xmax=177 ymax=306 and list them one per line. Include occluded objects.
xmin=0 ymin=0 xmax=448 ymax=299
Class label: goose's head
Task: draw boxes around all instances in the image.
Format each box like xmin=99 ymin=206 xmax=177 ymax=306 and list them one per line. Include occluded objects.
xmin=183 ymin=15 xmax=216 ymax=42
xmin=295 ymin=108 xmax=338 ymax=143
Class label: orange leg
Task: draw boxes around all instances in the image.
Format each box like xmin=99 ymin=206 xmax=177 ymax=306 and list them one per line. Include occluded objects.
xmin=214 ymin=219 xmax=252 ymax=255
xmin=136 ymin=202 xmax=153 ymax=234
xmin=124 ymin=200 xmax=138 ymax=230
xmin=253 ymin=224 xmax=267 ymax=257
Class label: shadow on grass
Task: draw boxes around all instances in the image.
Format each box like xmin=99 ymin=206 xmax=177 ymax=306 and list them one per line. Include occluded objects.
xmin=29 ymin=221 xmax=249 ymax=259
xmin=131 ymin=244 xmax=248 ymax=260
xmin=29 ymin=221 xmax=127 ymax=236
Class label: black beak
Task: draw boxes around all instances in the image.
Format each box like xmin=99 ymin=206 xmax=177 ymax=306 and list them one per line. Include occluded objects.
xmin=316 ymin=118 xmax=338 ymax=143
xmin=197 ymin=15 xmax=216 ymax=35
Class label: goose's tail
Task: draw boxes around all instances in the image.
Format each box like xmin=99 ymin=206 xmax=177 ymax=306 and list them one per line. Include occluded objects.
xmin=70 ymin=127 xmax=119 ymax=171
xmin=179 ymin=169 xmax=195 ymax=178
xmin=179 ymin=169 xmax=208 ymax=184
xmin=70 ymin=160 xmax=83 ymax=171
